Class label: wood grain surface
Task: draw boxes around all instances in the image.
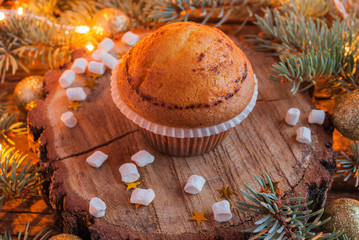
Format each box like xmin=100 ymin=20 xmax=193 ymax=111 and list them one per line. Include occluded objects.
xmin=0 ymin=198 xmax=52 ymax=237
xmin=27 ymin=29 xmax=337 ymax=239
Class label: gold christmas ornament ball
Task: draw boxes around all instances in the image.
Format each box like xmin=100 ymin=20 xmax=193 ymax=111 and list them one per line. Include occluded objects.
xmin=49 ymin=234 xmax=82 ymax=240
xmin=332 ymin=92 xmax=359 ymax=140
xmin=91 ymin=8 xmax=129 ymax=38
xmin=13 ymin=75 xmax=44 ymax=113
xmin=323 ymin=198 xmax=359 ymax=238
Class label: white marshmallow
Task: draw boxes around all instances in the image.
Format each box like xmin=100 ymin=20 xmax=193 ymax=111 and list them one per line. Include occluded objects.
xmin=60 ymin=111 xmax=77 ymax=128
xmin=296 ymin=127 xmax=312 ymax=144
xmin=184 ymin=175 xmax=206 ymax=194
xmin=71 ymin=58 xmax=88 ymax=74
xmin=66 ymin=87 xmax=87 ymax=101
xmin=92 ymin=49 xmax=106 ymax=61
xmin=102 ymin=52 xmax=118 ymax=70
xmin=131 ymin=150 xmax=154 ymax=167
xmin=308 ymin=109 xmax=325 ymax=125
xmin=89 ymin=197 xmax=106 ymax=218
xmin=59 ymin=70 xmax=75 ymax=88
xmin=130 ymin=188 xmax=155 ymax=206
xmin=121 ymin=31 xmax=139 ymax=46
xmin=88 ymin=61 xmax=105 ymax=75
xmin=98 ymin=38 xmax=115 ymax=52
xmin=86 ymin=151 xmax=108 ymax=168
xmin=285 ymin=108 xmax=300 ymax=126
xmin=119 ymin=163 xmax=140 ymax=183
xmin=212 ymin=200 xmax=233 ymax=222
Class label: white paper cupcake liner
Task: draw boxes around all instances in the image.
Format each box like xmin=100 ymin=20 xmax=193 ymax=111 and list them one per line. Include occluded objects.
xmin=110 ymin=61 xmax=258 ymax=138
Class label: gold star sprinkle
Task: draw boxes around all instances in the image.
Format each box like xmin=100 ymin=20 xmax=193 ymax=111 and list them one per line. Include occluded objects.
xmin=218 ymin=186 xmax=237 ymax=200
xmin=68 ymin=101 xmax=83 ymax=112
xmin=124 ymin=182 xmax=141 ymax=191
xmin=88 ymin=73 xmax=102 ymax=81
xmin=129 ymin=201 xmax=144 ymax=210
xmin=190 ymin=210 xmax=208 ymax=226
xmin=85 ymin=78 xmax=99 ymax=89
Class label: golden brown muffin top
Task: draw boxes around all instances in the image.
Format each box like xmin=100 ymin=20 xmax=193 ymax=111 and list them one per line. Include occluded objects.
xmin=116 ymin=22 xmax=255 ymax=128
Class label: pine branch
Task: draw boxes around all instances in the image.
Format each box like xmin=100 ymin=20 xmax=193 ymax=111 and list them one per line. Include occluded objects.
xmin=322 ymin=55 xmax=359 ymax=94
xmin=0 ymin=145 xmax=44 ymax=211
xmin=0 ymin=13 xmax=87 ymax=82
xmin=0 ymin=37 xmax=30 ymax=83
xmin=249 ymin=3 xmax=359 ymax=94
xmin=0 ymin=92 xmax=26 ymax=145
xmin=0 ymin=222 xmax=51 ymax=240
xmin=109 ymin=0 xmax=153 ymax=27
xmin=147 ymin=0 xmax=273 ymax=26
xmin=0 ymin=92 xmax=11 ymax=115
xmin=342 ymin=234 xmax=358 ymax=240
xmin=26 ymin=0 xmax=58 ymax=21
xmin=248 ymin=7 xmax=357 ymax=57
xmin=282 ymin=0 xmax=329 ymax=17
xmin=237 ymin=173 xmax=344 ymax=239
xmin=52 ymin=0 xmax=105 ymax=25
xmin=0 ymin=110 xmax=26 ymax=145
xmin=270 ymin=50 xmax=341 ymax=94
xmin=1 ymin=1 xmax=154 ymax=82
xmin=335 ymin=141 xmax=359 ymax=189
xmin=28 ymin=0 xmax=153 ymax=27
xmin=5 ymin=14 xmax=75 ymax=63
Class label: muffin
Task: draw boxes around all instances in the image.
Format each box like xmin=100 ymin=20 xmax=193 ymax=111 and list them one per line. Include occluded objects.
xmin=111 ymin=22 xmax=257 ymax=156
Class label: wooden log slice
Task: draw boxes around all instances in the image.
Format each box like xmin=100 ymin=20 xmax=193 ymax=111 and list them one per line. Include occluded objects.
xmin=28 ymin=28 xmax=337 ymax=240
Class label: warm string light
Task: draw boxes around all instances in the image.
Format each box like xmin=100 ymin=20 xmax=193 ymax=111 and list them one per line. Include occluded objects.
xmin=0 ymin=8 xmax=92 ymax=35
xmin=17 ymin=7 xmax=23 ymax=16
xmin=93 ymin=25 xmax=104 ymax=36
xmin=85 ymin=44 xmax=95 ymax=52
xmin=0 ymin=7 xmax=102 ymax=56
xmin=75 ymin=26 xmax=90 ymax=34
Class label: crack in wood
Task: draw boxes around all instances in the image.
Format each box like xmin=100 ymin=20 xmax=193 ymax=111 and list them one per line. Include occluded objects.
xmin=275 ymin=129 xmax=301 ymax=189
xmin=283 ymin=166 xmax=309 ymax=199
xmin=257 ymin=98 xmax=287 ymax=102
xmin=54 ymin=130 xmax=140 ymax=162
